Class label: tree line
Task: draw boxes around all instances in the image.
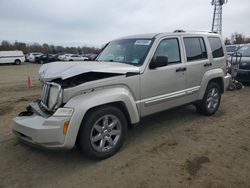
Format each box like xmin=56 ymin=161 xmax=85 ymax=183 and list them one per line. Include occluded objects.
xmin=0 ymin=40 xmax=100 ymax=54
xmin=225 ymin=32 xmax=250 ymax=45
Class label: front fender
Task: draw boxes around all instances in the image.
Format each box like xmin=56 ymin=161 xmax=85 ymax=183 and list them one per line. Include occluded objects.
xmin=198 ymin=68 xmax=225 ymax=99
xmin=62 ymin=86 xmax=139 ymax=148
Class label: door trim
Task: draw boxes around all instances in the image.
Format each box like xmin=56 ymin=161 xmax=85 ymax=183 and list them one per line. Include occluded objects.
xmin=136 ymin=86 xmax=200 ymax=107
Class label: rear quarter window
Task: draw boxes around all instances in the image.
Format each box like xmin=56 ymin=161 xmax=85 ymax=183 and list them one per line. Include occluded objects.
xmin=208 ymin=37 xmax=224 ymax=58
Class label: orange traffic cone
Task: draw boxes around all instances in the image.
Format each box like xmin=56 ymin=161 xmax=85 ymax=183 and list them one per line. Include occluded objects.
xmin=27 ymin=75 xmax=33 ymax=88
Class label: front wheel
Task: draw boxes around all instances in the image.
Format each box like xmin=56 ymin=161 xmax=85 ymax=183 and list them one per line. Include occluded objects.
xmin=196 ymin=82 xmax=221 ymax=116
xmin=78 ymin=106 xmax=128 ymax=159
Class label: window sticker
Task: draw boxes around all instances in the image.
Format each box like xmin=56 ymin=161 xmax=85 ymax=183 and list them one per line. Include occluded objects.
xmin=134 ymin=40 xmax=151 ymax=46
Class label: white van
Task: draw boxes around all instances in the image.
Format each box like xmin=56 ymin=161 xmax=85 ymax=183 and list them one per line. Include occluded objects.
xmin=0 ymin=51 xmax=25 ymax=65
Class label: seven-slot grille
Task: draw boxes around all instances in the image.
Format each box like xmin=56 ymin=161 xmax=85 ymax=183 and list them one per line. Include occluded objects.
xmin=41 ymin=82 xmax=51 ymax=107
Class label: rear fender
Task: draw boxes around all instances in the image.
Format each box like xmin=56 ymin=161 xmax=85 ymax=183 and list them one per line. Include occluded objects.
xmin=198 ymin=69 xmax=225 ymax=99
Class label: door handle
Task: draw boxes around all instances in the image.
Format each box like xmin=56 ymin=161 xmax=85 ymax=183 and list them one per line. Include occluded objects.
xmin=204 ymin=63 xmax=212 ymax=67
xmin=176 ymin=67 xmax=186 ymax=72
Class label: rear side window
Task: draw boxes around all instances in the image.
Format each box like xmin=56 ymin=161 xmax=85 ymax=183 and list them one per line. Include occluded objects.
xmin=154 ymin=38 xmax=181 ymax=64
xmin=184 ymin=37 xmax=207 ymax=61
xmin=208 ymin=37 xmax=224 ymax=58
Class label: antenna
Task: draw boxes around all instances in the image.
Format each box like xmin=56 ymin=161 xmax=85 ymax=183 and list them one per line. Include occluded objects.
xmin=211 ymin=0 xmax=228 ymax=35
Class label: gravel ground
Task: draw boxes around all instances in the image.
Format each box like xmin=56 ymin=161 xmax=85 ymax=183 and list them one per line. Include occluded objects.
xmin=0 ymin=63 xmax=250 ymax=188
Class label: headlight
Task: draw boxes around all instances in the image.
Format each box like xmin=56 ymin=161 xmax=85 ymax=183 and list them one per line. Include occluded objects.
xmin=41 ymin=82 xmax=62 ymax=111
xmin=48 ymin=85 xmax=60 ymax=109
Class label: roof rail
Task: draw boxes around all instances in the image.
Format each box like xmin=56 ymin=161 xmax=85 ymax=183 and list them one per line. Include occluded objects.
xmin=173 ymin=30 xmax=185 ymax=33
xmin=209 ymin=31 xmax=218 ymax=34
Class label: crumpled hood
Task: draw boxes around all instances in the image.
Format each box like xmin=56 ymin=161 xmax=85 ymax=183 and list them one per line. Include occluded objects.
xmin=39 ymin=61 xmax=140 ymax=82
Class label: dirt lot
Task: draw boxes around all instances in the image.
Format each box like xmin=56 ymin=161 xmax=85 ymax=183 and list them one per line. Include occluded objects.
xmin=0 ymin=63 xmax=250 ymax=188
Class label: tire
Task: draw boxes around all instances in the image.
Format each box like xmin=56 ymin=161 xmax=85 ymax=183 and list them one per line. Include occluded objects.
xmin=196 ymin=82 xmax=221 ymax=116
xmin=69 ymin=59 xmax=73 ymax=61
xmin=78 ymin=106 xmax=128 ymax=159
xmin=235 ymin=82 xmax=243 ymax=90
xmin=15 ymin=59 xmax=21 ymax=65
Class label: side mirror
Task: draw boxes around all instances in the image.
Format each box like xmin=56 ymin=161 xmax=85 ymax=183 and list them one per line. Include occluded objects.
xmin=149 ymin=56 xmax=168 ymax=69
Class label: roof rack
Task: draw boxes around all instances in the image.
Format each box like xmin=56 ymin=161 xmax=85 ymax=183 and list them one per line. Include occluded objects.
xmin=209 ymin=31 xmax=218 ymax=34
xmin=173 ymin=30 xmax=185 ymax=33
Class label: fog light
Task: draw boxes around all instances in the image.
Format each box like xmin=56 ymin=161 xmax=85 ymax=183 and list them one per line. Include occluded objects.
xmin=63 ymin=121 xmax=70 ymax=135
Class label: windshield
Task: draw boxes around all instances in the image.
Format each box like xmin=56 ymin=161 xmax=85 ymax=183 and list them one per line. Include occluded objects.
xmin=238 ymin=45 xmax=250 ymax=57
xmin=96 ymin=39 xmax=153 ymax=65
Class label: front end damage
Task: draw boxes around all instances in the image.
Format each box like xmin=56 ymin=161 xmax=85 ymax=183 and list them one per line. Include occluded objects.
xmin=12 ymin=61 xmax=140 ymax=149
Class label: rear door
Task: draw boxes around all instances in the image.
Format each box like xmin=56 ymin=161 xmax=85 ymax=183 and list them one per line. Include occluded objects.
xmin=183 ymin=36 xmax=210 ymax=100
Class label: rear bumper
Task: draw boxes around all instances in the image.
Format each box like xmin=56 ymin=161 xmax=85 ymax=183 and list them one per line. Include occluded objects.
xmin=12 ymin=115 xmax=71 ymax=149
xmin=224 ymin=74 xmax=231 ymax=91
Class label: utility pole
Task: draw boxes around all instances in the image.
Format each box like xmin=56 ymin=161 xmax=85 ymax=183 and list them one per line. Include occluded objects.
xmin=211 ymin=0 xmax=228 ymax=35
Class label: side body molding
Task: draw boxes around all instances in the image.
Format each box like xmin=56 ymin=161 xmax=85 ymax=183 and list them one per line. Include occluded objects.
xmin=62 ymin=86 xmax=140 ymax=148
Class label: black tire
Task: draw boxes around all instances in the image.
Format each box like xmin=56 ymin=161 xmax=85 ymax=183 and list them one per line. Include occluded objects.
xmin=69 ymin=59 xmax=73 ymax=61
xmin=196 ymin=82 xmax=221 ymax=116
xmin=15 ymin=59 xmax=21 ymax=65
xmin=78 ymin=105 xmax=128 ymax=160
xmin=235 ymin=82 xmax=243 ymax=90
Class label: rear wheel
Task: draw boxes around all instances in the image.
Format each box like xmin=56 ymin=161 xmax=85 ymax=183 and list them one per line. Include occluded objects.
xmin=14 ymin=59 xmax=21 ymax=65
xmin=196 ymin=82 xmax=221 ymax=116
xmin=78 ymin=106 xmax=128 ymax=159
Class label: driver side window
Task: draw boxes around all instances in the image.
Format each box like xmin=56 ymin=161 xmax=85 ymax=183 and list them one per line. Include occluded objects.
xmin=154 ymin=38 xmax=181 ymax=64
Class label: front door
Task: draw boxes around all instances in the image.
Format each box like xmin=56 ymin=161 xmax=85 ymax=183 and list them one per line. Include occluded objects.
xmin=140 ymin=37 xmax=187 ymax=117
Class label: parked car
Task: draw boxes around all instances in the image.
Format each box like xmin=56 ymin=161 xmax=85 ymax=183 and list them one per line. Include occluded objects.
xmin=236 ymin=44 xmax=250 ymax=82
xmin=58 ymin=54 xmax=68 ymax=61
xmin=225 ymin=44 xmax=242 ymax=56
xmin=12 ymin=31 xmax=230 ymax=159
xmin=27 ymin=52 xmax=43 ymax=63
xmin=64 ymin=54 xmax=88 ymax=61
xmin=85 ymin=53 xmax=98 ymax=61
xmin=35 ymin=54 xmax=59 ymax=64
xmin=0 ymin=50 xmax=25 ymax=65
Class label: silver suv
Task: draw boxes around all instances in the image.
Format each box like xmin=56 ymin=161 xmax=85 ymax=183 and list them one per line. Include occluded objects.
xmin=12 ymin=31 xmax=230 ymax=159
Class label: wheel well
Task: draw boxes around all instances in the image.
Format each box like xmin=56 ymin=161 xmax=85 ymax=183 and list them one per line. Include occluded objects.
xmin=76 ymin=102 xmax=131 ymax=146
xmin=208 ymin=77 xmax=224 ymax=93
xmin=82 ymin=102 xmax=131 ymax=126
xmin=15 ymin=59 xmax=20 ymax=62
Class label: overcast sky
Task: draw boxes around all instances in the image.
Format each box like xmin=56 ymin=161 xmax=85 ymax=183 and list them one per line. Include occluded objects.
xmin=0 ymin=0 xmax=249 ymax=47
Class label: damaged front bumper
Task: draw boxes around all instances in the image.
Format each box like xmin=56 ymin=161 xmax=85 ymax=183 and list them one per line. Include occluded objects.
xmin=12 ymin=101 xmax=74 ymax=149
